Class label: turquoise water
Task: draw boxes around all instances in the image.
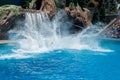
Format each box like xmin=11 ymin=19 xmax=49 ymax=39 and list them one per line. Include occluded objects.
xmin=0 ymin=39 xmax=120 ymax=80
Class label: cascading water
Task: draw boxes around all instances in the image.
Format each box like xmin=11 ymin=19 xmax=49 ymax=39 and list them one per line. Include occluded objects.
xmin=0 ymin=11 xmax=112 ymax=59
xmin=13 ymin=11 xmax=75 ymax=53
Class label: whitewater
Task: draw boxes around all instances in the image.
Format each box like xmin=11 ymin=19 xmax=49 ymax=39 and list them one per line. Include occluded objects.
xmin=0 ymin=11 xmax=113 ymax=59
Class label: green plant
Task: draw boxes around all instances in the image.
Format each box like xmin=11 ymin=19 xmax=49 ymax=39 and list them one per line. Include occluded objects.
xmin=99 ymin=2 xmax=106 ymax=22
xmin=66 ymin=0 xmax=70 ymax=7
xmin=92 ymin=7 xmax=100 ymax=23
xmin=78 ymin=0 xmax=87 ymax=8
xmin=110 ymin=1 xmax=117 ymax=14
xmin=69 ymin=2 xmax=75 ymax=10
xmin=54 ymin=0 xmax=59 ymax=7
xmin=0 ymin=5 xmax=21 ymax=18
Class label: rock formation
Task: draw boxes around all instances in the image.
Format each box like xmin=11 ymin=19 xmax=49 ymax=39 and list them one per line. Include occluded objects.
xmin=0 ymin=0 xmax=93 ymax=39
xmin=29 ymin=0 xmax=56 ymax=18
xmin=40 ymin=0 xmax=56 ymax=18
xmin=65 ymin=4 xmax=92 ymax=27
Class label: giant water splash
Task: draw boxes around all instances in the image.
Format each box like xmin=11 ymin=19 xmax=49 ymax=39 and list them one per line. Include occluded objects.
xmin=0 ymin=11 xmax=112 ymax=59
xmin=14 ymin=11 xmax=112 ymax=52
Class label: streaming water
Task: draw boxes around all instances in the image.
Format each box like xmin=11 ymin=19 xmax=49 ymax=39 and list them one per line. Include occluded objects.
xmin=0 ymin=11 xmax=113 ymax=59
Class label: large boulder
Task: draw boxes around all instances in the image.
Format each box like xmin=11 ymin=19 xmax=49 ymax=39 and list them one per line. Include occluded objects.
xmin=40 ymin=0 xmax=56 ymax=18
xmin=65 ymin=4 xmax=92 ymax=27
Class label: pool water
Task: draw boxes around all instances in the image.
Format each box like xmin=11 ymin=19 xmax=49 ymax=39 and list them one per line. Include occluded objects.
xmin=0 ymin=39 xmax=120 ymax=80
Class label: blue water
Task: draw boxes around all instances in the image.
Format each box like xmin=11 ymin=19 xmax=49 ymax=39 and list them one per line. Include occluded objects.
xmin=0 ymin=39 xmax=120 ymax=80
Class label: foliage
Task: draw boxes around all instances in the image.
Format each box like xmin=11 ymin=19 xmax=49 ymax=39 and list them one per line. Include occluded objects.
xmin=29 ymin=0 xmax=36 ymax=9
xmin=87 ymin=0 xmax=99 ymax=8
xmin=99 ymin=2 xmax=106 ymax=22
xmin=78 ymin=0 xmax=87 ymax=8
xmin=54 ymin=0 xmax=60 ymax=7
xmin=54 ymin=0 xmax=66 ymax=8
xmin=72 ymin=0 xmax=77 ymax=6
xmin=26 ymin=0 xmax=31 ymax=8
xmin=92 ymin=7 xmax=99 ymax=23
xmin=0 ymin=5 xmax=21 ymax=18
xmin=65 ymin=0 xmax=69 ymax=7
xmin=65 ymin=0 xmax=78 ymax=7
xmin=110 ymin=1 xmax=117 ymax=14
xmin=69 ymin=2 xmax=75 ymax=9
xmin=21 ymin=0 xmax=31 ymax=9
xmin=92 ymin=1 xmax=106 ymax=23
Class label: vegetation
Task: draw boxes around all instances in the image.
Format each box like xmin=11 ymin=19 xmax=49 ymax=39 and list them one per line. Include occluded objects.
xmin=0 ymin=0 xmax=118 ymax=24
xmin=54 ymin=0 xmax=66 ymax=8
xmin=87 ymin=0 xmax=99 ymax=8
xmin=78 ymin=0 xmax=88 ymax=8
xmin=21 ymin=0 xmax=31 ymax=9
xmin=54 ymin=0 xmax=60 ymax=7
xmin=92 ymin=7 xmax=99 ymax=23
xmin=0 ymin=5 xmax=21 ymax=19
xmin=110 ymin=1 xmax=117 ymax=14
xmin=65 ymin=0 xmax=77 ymax=7
xmin=99 ymin=2 xmax=106 ymax=22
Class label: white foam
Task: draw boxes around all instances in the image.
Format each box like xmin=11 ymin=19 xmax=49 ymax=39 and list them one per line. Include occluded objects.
xmin=0 ymin=54 xmax=31 ymax=60
xmin=8 ymin=11 xmax=113 ymax=57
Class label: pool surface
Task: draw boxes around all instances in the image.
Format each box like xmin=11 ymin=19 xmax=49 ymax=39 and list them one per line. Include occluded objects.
xmin=0 ymin=39 xmax=120 ymax=80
